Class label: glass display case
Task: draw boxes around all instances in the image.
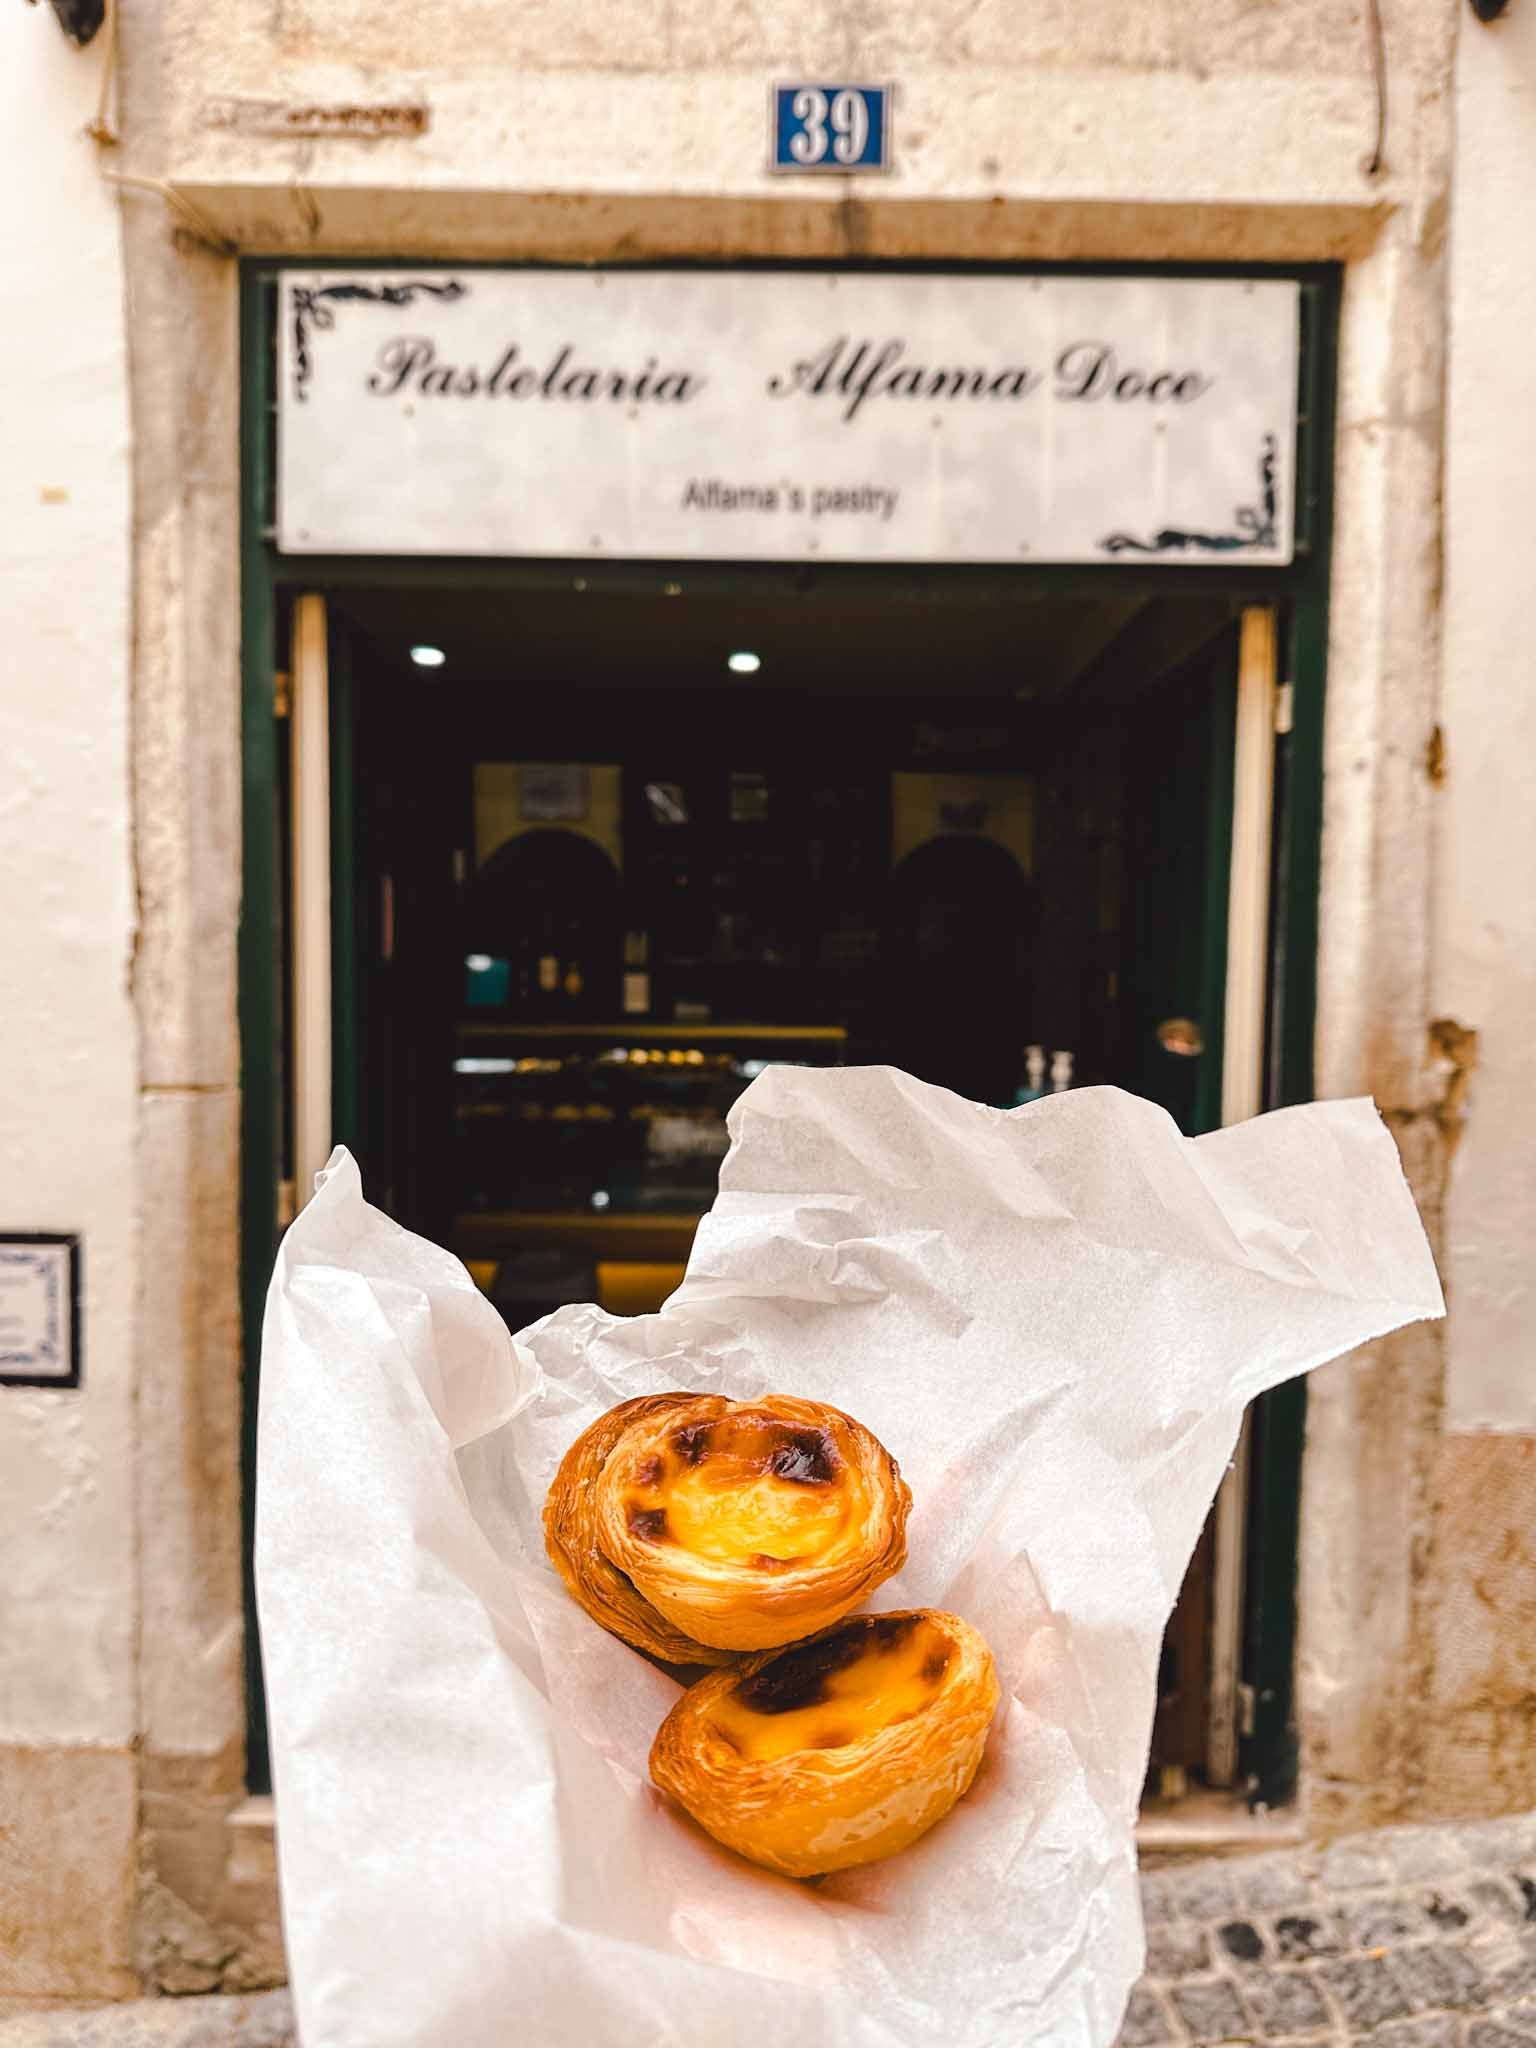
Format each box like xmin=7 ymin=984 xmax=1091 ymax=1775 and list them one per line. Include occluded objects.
xmin=451 ymin=1020 xmax=847 ymax=1314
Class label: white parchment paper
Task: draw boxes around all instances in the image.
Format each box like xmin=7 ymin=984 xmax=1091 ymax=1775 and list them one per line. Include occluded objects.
xmin=257 ymin=1069 xmax=1444 ymax=2048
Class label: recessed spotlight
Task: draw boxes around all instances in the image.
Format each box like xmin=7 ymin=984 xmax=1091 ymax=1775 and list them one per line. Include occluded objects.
xmin=410 ymin=643 xmax=447 ymax=669
xmin=727 ymin=650 xmax=762 ymax=675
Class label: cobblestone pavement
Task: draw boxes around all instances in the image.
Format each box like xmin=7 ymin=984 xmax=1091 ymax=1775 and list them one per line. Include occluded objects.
xmin=3 ymin=1814 xmax=1533 ymax=2046
xmin=1125 ymin=1810 xmax=1536 ymax=2048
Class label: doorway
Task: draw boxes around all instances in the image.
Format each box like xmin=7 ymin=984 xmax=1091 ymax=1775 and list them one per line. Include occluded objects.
xmin=268 ymin=574 xmax=1281 ymax=1808
xmin=240 ymin=261 xmax=1337 ymax=1815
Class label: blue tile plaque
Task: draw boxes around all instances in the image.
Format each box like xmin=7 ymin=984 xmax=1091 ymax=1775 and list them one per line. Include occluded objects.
xmin=772 ymin=85 xmax=890 ymax=172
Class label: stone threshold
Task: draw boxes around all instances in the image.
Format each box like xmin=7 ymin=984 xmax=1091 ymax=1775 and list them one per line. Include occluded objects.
xmin=1138 ymin=1787 xmax=1308 ymax=1860
xmin=227 ymin=1784 xmax=1306 ymax=1868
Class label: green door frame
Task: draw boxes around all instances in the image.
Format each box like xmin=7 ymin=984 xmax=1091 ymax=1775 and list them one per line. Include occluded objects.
xmin=238 ymin=257 xmax=1340 ymax=1798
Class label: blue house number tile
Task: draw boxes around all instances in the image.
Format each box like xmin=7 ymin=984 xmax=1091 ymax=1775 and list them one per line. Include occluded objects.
xmin=774 ymin=85 xmax=888 ymax=172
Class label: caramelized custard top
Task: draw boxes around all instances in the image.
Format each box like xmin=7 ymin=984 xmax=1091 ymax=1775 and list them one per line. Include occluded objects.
xmin=621 ymin=1411 xmax=854 ymax=1570
xmin=710 ymin=1615 xmax=954 ymax=1762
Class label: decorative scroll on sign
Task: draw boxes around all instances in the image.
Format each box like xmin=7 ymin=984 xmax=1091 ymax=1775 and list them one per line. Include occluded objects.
xmin=277 ymin=270 xmax=1299 ymax=566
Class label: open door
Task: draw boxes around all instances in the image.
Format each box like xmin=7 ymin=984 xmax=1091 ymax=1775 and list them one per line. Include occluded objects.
xmin=1120 ymin=623 xmax=1235 ymax=1792
xmin=1121 ymin=622 xmax=1238 ymax=1138
xmin=287 ymin=593 xmax=457 ymax=1234
xmin=1126 ymin=607 xmax=1280 ymax=1798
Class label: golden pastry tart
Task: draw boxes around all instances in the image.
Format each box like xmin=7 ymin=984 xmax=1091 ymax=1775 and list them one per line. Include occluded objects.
xmin=587 ymin=1391 xmax=910 ymax=1652
xmin=542 ymin=1393 xmax=736 ymax=1667
xmin=544 ymin=1391 xmax=911 ymax=1660
xmin=650 ymin=1609 xmax=1000 ymax=1878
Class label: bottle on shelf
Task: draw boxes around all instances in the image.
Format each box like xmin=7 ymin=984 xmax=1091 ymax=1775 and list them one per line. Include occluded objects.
xmin=1012 ymin=1044 xmax=1047 ymax=1107
xmin=622 ymin=929 xmax=651 ymax=1017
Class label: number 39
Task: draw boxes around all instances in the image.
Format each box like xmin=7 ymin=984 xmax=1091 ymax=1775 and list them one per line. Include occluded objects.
xmin=790 ymin=87 xmax=870 ymax=167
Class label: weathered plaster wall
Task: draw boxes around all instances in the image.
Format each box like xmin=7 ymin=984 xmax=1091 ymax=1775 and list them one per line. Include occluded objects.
xmin=1416 ymin=0 xmax=1536 ymax=1818
xmin=0 ymin=2 xmax=139 ymax=2006
xmin=0 ymin=4 xmax=263 ymax=2013
xmin=1300 ymin=0 xmax=1536 ymax=1833
xmin=116 ymin=0 xmax=274 ymax=1993
xmin=122 ymin=191 xmax=278 ymax=1990
xmin=126 ymin=0 xmax=1434 ymax=253
xmin=1297 ymin=28 xmax=1459 ymax=1836
xmin=1436 ymin=2 xmax=1536 ymax=1439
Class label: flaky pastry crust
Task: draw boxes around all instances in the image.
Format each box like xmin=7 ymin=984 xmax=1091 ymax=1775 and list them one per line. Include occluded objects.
xmin=542 ymin=1393 xmax=737 ymax=1666
xmin=589 ymin=1392 xmax=910 ymax=1652
xmin=650 ymin=1609 xmax=1000 ymax=1878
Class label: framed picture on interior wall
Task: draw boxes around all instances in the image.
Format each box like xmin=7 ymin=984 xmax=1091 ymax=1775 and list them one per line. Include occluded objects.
xmin=520 ymin=762 xmax=589 ymax=822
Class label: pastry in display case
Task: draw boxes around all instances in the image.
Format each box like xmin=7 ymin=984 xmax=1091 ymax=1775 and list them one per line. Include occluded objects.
xmin=451 ymin=1020 xmax=847 ymax=1318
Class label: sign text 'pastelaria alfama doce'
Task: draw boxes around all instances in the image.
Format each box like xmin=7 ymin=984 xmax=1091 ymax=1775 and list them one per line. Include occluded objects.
xmin=277 ymin=270 xmax=1299 ymax=565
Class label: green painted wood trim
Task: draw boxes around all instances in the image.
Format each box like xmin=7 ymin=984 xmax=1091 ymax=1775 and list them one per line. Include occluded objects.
xmin=1242 ymin=268 xmax=1342 ymax=1809
xmin=248 ymin=253 xmax=1332 ymax=610
xmin=260 ymin=550 xmax=1301 ymax=606
xmin=329 ymin=622 xmax=359 ymax=1152
xmin=238 ymin=268 xmax=281 ymax=1795
xmin=1192 ymin=642 xmax=1239 ymax=1137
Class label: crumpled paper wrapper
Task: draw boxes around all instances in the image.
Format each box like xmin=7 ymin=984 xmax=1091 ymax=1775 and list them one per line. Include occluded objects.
xmin=257 ymin=1068 xmax=1444 ymax=2048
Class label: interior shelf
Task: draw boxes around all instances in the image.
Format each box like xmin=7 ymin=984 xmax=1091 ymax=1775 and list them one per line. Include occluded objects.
xmin=457 ymin=1019 xmax=849 ymax=1043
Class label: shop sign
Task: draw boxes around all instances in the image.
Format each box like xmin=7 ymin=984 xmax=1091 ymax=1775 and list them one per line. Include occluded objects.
xmin=0 ymin=1234 xmax=81 ymax=1388
xmin=771 ymin=85 xmax=890 ymax=172
xmin=277 ymin=269 xmax=1299 ymax=566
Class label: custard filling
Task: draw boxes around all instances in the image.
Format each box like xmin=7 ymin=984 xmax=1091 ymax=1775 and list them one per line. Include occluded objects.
xmin=709 ymin=1615 xmax=954 ymax=1762
xmin=624 ymin=1416 xmax=856 ymax=1569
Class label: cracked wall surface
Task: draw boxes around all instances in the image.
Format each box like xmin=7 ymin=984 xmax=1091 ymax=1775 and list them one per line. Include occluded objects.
xmin=1412 ymin=0 xmax=1536 ymax=1825
xmin=1435 ymin=0 xmax=1536 ymax=1440
xmin=1299 ymin=0 xmax=1536 ymax=1836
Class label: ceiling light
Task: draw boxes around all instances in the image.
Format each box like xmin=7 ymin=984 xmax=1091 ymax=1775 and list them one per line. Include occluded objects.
xmin=410 ymin=643 xmax=447 ymax=669
xmin=728 ymin=650 xmax=762 ymax=675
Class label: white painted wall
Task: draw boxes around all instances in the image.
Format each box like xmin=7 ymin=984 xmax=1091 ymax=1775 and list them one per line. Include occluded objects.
xmin=0 ymin=7 xmax=138 ymax=1745
xmin=1436 ymin=3 xmax=1536 ymax=1433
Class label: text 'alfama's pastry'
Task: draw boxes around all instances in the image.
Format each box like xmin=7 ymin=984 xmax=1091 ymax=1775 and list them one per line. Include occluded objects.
xmin=543 ymin=1391 xmax=912 ymax=1661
